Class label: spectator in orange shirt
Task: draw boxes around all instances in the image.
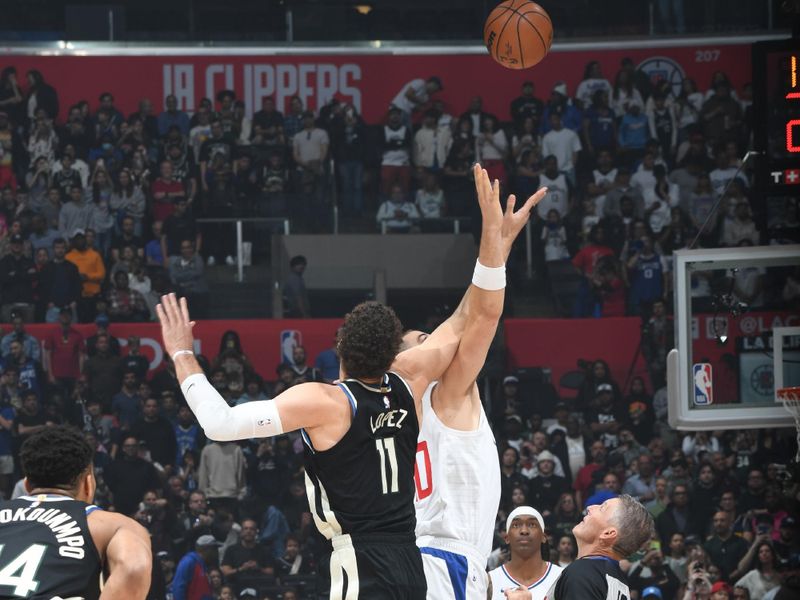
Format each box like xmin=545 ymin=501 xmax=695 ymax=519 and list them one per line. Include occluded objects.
xmin=65 ymin=229 xmax=105 ymax=322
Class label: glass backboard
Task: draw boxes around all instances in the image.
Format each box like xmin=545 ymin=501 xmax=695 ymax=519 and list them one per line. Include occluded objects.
xmin=668 ymin=245 xmax=800 ymax=430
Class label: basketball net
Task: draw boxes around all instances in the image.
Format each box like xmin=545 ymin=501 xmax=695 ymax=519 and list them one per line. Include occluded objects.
xmin=777 ymin=386 xmax=800 ymax=463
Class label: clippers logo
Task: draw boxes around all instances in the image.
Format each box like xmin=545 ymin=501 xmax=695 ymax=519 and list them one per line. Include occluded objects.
xmin=280 ymin=330 xmax=302 ymax=365
xmin=637 ymin=56 xmax=686 ymax=98
xmin=770 ymin=169 xmax=800 ymax=185
xmin=693 ymin=363 xmax=713 ymax=406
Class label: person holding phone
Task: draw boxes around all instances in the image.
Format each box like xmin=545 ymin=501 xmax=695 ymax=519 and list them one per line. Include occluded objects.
xmin=629 ymin=542 xmax=681 ymax=600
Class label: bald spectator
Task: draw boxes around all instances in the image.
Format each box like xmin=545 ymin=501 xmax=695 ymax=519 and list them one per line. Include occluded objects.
xmin=623 ymin=453 xmax=658 ymax=503
xmin=131 ymin=397 xmax=177 ymax=470
xmin=705 ymin=511 xmax=749 ymax=581
xmin=104 ymin=434 xmax=162 ymax=516
xmin=83 ymin=334 xmax=123 ymax=410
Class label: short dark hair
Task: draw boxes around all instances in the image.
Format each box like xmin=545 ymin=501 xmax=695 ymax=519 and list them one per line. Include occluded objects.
xmin=289 ymin=255 xmax=307 ymax=268
xmin=337 ymin=301 xmax=402 ymax=380
xmin=20 ymin=426 xmax=94 ymax=490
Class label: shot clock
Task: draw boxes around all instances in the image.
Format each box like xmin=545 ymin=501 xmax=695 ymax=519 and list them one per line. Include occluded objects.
xmin=752 ymin=38 xmax=800 ymax=240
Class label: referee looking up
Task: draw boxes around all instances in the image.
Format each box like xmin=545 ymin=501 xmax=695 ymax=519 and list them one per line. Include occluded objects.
xmin=545 ymin=494 xmax=654 ymax=600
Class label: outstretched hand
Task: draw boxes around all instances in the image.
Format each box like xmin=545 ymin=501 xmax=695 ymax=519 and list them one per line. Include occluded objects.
xmin=473 ymin=163 xmax=505 ymax=232
xmin=156 ymin=293 xmax=196 ymax=359
xmin=472 ymin=163 xmax=547 ymax=260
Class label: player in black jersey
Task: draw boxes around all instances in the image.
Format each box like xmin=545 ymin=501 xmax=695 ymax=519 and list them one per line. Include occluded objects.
xmin=157 ymin=164 xmax=546 ymax=599
xmin=545 ymin=494 xmax=655 ymax=600
xmin=0 ymin=426 xmax=151 ymax=600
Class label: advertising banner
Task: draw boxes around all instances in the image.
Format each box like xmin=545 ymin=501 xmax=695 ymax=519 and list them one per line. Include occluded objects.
xmin=5 ymin=41 xmax=752 ymax=123
xmin=15 ymin=319 xmax=342 ymax=378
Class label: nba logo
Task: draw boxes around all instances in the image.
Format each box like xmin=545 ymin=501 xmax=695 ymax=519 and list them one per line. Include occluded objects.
xmin=693 ymin=363 xmax=713 ymax=406
xmin=281 ymin=330 xmax=302 ymax=365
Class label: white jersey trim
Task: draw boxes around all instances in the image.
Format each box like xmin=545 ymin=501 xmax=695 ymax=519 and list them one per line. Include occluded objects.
xmin=501 ymin=562 xmax=556 ymax=590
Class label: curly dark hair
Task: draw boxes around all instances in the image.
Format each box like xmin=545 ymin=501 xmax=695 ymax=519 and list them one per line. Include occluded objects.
xmin=336 ymin=301 xmax=402 ymax=380
xmin=20 ymin=426 xmax=94 ymax=490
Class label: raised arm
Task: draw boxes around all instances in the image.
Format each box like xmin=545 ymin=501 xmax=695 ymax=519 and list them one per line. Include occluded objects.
xmin=435 ymin=170 xmax=543 ymax=414
xmin=391 ymin=164 xmax=545 ymax=401
xmin=157 ymin=294 xmax=346 ymax=442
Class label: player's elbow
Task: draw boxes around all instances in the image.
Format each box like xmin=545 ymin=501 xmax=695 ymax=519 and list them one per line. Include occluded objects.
xmin=201 ymin=422 xmax=237 ymax=442
xmin=109 ymin=556 xmax=152 ymax=598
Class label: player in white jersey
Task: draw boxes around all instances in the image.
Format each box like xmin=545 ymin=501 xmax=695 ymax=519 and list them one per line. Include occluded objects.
xmin=489 ymin=507 xmax=563 ymax=600
xmin=403 ymin=174 xmax=543 ymax=600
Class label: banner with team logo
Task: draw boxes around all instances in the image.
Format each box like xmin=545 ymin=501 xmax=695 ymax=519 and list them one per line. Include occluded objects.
xmin=4 ymin=40 xmax=752 ymax=123
xmin=12 ymin=319 xmax=341 ymax=379
xmin=6 ymin=308 xmax=797 ymax=402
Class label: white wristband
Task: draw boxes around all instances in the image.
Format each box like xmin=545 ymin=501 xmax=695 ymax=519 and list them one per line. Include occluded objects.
xmin=171 ymin=349 xmax=194 ymax=362
xmin=472 ymin=259 xmax=506 ymax=290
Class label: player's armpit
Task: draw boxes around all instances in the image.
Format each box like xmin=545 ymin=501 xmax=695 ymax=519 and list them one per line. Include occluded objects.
xmin=92 ymin=512 xmax=151 ymax=600
xmin=273 ymin=381 xmax=350 ymax=434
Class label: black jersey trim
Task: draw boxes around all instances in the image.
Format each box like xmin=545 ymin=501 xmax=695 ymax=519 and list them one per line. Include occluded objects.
xmin=342 ymin=373 xmax=391 ymax=394
xmin=301 ymin=428 xmax=315 ymax=453
xmin=388 ymin=371 xmax=414 ymax=399
xmin=336 ymin=382 xmax=359 ymax=416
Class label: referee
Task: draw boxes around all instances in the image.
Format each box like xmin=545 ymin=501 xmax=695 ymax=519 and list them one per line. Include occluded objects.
xmin=545 ymin=494 xmax=654 ymax=599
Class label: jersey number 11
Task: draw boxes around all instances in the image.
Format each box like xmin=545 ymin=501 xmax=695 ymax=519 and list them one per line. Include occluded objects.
xmin=375 ymin=438 xmax=399 ymax=494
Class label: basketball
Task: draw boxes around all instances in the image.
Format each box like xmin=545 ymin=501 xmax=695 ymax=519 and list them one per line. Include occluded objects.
xmin=483 ymin=0 xmax=553 ymax=70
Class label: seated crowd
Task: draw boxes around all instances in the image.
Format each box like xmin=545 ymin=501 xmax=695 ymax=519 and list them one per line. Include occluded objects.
xmin=0 ymin=314 xmax=797 ymax=599
xmin=1 ymin=63 xmax=798 ymax=327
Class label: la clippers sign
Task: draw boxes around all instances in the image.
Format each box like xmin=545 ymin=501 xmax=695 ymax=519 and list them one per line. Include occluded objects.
xmin=5 ymin=41 xmax=752 ymax=122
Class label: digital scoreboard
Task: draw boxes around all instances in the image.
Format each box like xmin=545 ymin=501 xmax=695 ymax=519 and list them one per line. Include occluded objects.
xmin=752 ymin=38 xmax=800 ymax=234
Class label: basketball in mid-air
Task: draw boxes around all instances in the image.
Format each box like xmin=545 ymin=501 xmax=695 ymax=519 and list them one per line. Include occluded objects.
xmin=483 ymin=0 xmax=553 ymax=70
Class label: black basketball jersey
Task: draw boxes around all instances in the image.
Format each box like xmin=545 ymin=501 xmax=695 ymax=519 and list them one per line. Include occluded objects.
xmin=546 ymin=555 xmax=631 ymax=600
xmin=0 ymin=494 xmax=102 ymax=600
xmin=302 ymin=372 xmax=420 ymax=539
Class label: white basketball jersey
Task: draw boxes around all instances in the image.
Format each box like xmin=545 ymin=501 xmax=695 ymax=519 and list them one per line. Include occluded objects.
xmin=536 ymin=173 xmax=569 ymax=220
xmin=414 ymin=382 xmax=501 ymax=560
xmin=490 ymin=562 xmax=564 ymax=600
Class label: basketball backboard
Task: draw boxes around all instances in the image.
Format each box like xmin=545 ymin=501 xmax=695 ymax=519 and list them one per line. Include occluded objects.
xmin=667 ymin=244 xmax=800 ymax=431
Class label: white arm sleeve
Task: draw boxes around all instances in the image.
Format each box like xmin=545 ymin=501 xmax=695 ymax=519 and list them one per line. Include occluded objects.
xmin=180 ymin=373 xmax=284 ymax=441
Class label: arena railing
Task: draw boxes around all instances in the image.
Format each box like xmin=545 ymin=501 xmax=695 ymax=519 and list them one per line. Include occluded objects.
xmin=196 ymin=217 xmax=290 ymax=282
xmin=378 ymin=217 xmax=471 ymax=235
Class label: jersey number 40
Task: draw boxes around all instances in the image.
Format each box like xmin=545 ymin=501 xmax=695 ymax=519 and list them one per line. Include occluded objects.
xmin=413 ymin=441 xmax=433 ymax=500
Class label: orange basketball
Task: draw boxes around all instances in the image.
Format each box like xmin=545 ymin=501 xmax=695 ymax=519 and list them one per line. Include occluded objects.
xmin=483 ymin=0 xmax=553 ymax=70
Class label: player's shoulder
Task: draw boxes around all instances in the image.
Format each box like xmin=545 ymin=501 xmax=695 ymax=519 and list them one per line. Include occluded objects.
xmin=88 ymin=507 xmax=149 ymax=552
